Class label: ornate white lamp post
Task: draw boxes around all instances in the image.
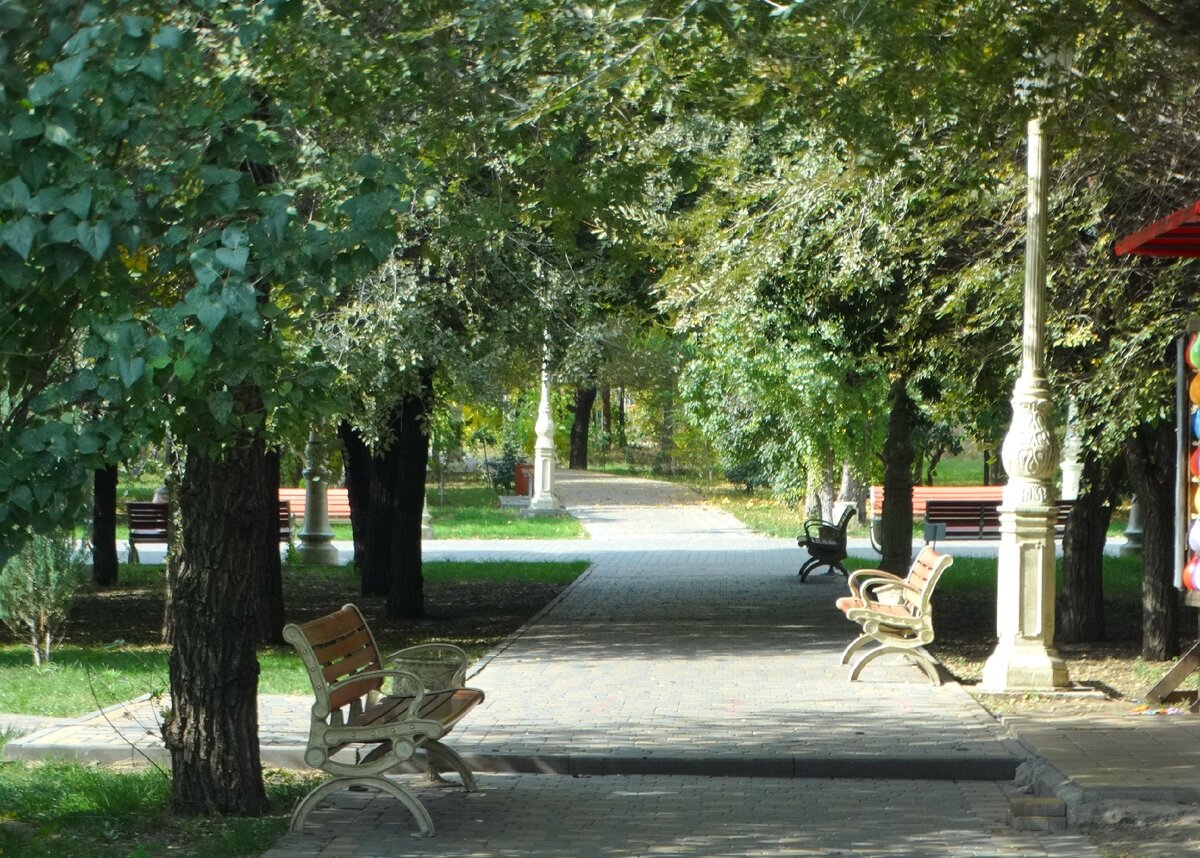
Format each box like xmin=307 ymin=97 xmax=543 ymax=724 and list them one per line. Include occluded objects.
xmin=528 ymin=357 xmax=562 ymax=514
xmin=296 ymin=427 xmax=340 ymax=565
xmin=981 ymin=117 xmax=1071 ymax=691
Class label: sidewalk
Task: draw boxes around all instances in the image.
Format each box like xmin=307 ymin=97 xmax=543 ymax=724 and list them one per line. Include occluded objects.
xmin=5 ymin=471 xmax=1199 ymax=856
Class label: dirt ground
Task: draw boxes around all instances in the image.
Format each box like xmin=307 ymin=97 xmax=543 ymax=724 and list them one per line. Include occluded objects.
xmin=932 ymin=586 xmax=1199 ymax=717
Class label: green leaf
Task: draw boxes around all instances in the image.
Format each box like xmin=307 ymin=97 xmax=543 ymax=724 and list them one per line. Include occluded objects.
xmin=2 ymin=216 xmax=37 ymax=258
xmin=137 ymin=51 xmax=163 ymax=82
xmin=46 ymin=211 xmax=78 ymax=243
xmin=52 ymin=54 xmax=85 ymax=84
xmin=123 ymin=15 xmax=151 ymax=37
xmin=215 ymin=245 xmax=248 ymax=273
xmin=0 ymin=177 xmax=30 ymax=210
xmin=220 ymin=224 xmax=247 ymax=248
xmin=207 ymin=390 xmax=233 ymax=424
xmin=29 ymin=187 xmax=64 ymax=214
xmin=10 ymin=485 xmax=32 ymax=512
xmin=76 ymin=430 xmax=104 ymax=455
xmin=43 ymin=121 xmax=74 ymax=147
xmin=10 ymin=113 xmax=42 ymax=140
xmin=189 ymin=249 xmax=220 ymax=287
xmin=75 ymin=220 xmax=111 ymax=261
xmin=153 ymin=26 xmax=182 ymax=49
xmin=27 ymin=74 xmax=59 ymax=105
xmin=197 ymin=300 xmax=226 ymax=331
xmin=63 ymin=187 xmax=91 ymax=218
xmin=117 ymin=354 xmax=145 ymax=387
xmin=174 ymin=357 xmax=195 ymax=382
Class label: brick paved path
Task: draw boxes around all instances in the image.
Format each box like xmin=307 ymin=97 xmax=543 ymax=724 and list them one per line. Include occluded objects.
xmin=264 ymin=471 xmax=1102 ymax=857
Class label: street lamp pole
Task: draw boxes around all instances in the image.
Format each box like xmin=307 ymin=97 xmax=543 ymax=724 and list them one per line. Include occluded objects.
xmin=982 ymin=117 xmax=1070 ymax=691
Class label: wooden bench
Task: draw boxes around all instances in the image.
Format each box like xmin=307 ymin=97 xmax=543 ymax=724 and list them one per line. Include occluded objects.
xmin=797 ymin=505 xmax=855 ymax=582
xmin=835 ymin=545 xmax=954 ymax=685
xmin=282 ymin=604 xmax=484 ymax=836
xmin=922 ymin=499 xmax=1073 ymax=542
xmin=870 ymin=485 xmax=1004 ymax=519
xmin=279 ymin=487 xmax=352 ymax=524
xmin=126 ymin=500 xmax=295 ymax=563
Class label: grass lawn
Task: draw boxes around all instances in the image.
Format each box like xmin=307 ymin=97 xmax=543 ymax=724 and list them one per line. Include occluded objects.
xmin=0 ymin=556 xmax=588 ymax=856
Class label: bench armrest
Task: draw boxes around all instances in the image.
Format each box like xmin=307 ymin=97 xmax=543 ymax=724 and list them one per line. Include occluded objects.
xmin=384 ymin=643 xmax=469 ymax=690
xmin=846 ymin=568 xmax=902 ymax=599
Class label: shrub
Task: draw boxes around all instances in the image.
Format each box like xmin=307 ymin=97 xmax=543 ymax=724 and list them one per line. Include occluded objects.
xmin=0 ymin=532 xmax=87 ymax=666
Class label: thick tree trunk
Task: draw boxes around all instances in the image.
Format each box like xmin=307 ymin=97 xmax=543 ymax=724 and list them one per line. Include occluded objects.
xmin=1058 ymin=452 xmax=1113 ymax=643
xmin=654 ymin=392 xmax=674 ymax=473
xmin=1125 ymin=422 xmax=1180 ymax=660
xmin=340 ymin=384 xmax=432 ymax=618
xmin=880 ymin=379 xmax=915 ymax=574
xmin=339 ymin=420 xmax=371 ymax=576
xmin=92 ymin=464 xmax=119 ymax=587
xmin=840 ymin=462 xmax=868 ymax=525
xmin=253 ymin=448 xmax=284 ymax=645
xmin=569 ymin=386 xmax=597 ymax=470
xmin=164 ymin=434 xmax=269 ymax=816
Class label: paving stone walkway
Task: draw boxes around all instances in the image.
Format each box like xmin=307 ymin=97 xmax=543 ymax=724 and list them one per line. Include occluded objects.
xmin=262 ymin=471 xmax=1099 ymax=857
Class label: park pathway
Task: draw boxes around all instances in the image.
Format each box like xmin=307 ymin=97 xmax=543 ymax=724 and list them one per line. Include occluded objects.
xmin=263 ymin=470 xmax=1098 ymax=857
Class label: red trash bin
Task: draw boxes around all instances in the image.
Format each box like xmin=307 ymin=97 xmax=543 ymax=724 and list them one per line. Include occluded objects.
xmin=513 ymin=463 xmax=533 ymax=496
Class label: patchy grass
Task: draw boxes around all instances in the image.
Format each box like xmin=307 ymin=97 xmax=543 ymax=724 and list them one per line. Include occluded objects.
xmin=1 ymin=559 xmax=589 ymax=718
xmin=426 ymin=485 xmax=585 ymax=539
xmin=0 ymin=746 xmax=317 ymax=858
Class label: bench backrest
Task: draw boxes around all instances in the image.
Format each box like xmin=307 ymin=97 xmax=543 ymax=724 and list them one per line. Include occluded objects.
xmin=903 ymin=546 xmax=954 ymax=615
xmin=127 ymin=501 xmax=169 ymax=537
xmin=279 ymin=487 xmax=353 ymax=523
xmin=284 ymin=604 xmax=384 ymax=712
xmin=871 ymin=485 xmax=1004 ymax=518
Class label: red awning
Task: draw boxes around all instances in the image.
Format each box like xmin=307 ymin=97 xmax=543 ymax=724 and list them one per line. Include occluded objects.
xmin=1115 ymin=199 xmax=1200 ymax=257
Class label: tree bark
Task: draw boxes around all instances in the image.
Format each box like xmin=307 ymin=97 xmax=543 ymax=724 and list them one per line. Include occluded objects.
xmin=600 ymin=387 xmax=612 ymax=449
xmin=92 ymin=464 xmax=119 ymax=587
xmin=164 ymin=432 xmax=269 ymax=816
xmin=339 ymin=420 xmax=371 ymax=576
xmin=653 ymin=391 xmax=674 ymax=473
xmin=253 ymin=447 xmax=284 ymax=645
xmin=840 ymin=462 xmax=868 ymax=524
xmin=879 ymin=379 xmax=915 ymax=574
xmin=1125 ymin=422 xmax=1180 ymax=660
xmin=340 ymin=383 xmax=432 ymax=618
xmin=569 ymin=386 xmax=598 ymax=470
xmin=1058 ymin=451 xmax=1114 ymax=643
xmin=816 ymin=445 xmax=836 ymax=520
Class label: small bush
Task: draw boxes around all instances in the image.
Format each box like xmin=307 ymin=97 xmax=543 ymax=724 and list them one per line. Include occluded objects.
xmin=0 ymin=531 xmax=87 ymax=666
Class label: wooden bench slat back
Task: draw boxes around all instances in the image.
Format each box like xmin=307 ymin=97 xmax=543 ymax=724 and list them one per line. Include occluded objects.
xmin=292 ymin=604 xmax=385 ymax=711
xmin=871 ymin=485 xmax=1004 ymax=518
xmin=903 ymin=546 xmax=953 ymax=613
xmin=279 ymin=487 xmax=352 ymax=523
xmin=127 ymin=502 xmax=169 ymax=537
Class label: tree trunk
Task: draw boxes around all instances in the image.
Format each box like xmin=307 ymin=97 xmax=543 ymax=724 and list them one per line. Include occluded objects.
xmin=654 ymin=392 xmax=674 ymax=473
xmin=1125 ymin=422 xmax=1180 ymax=660
xmin=600 ymin=387 xmax=612 ymax=449
xmin=840 ymin=462 xmax=868 ymax=524
xmin=164 ymin=433 xmax=269 ymax=816
xmin=879 ymin=379 xmax=915 ymax=574
xmin=92 ymin=464 xmax=119 ymax=587
xmin=816 ymin=445 xmax=836 ymax=521
xmin=569 ymin=386 xmax=597 ymax=470
xmin=253 ymin=448 xmax=284 ymax=645
xmin=341 ymin=383 xmax=432 ymax=618
xmin=1058 ymin=452 xmax=1113 ymax=643
xmin=339 ymin=420 xmax=371 ymax=576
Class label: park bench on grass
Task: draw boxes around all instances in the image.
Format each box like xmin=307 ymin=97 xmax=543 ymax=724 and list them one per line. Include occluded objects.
xmin=283 ymin=603 xmax=484 ymax=837
xmin=279 ymin=486 xmax=352 ymax=524
xmin=834 ymin=545 xmax=954 ymax=685
xmin=922 ymin=498 xmax=1073 ymax=544
xmin=797 ymin=505 xmax=856 ymax=582
xmin=126 ymin=500 xmax=295 ymax=563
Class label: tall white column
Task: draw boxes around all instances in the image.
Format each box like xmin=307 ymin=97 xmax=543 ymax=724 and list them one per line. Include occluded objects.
xmin=982 ymin=118 xmax=1071 ymax=691
xmin=296 ymin=427 xmax=340 ymax=565
xmin=529 ymin=360 xmax=562 ymax=513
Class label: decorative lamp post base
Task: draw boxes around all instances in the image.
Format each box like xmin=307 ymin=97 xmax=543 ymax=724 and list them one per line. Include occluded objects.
xmin=296 ymin=539 xmax=340 ymax=565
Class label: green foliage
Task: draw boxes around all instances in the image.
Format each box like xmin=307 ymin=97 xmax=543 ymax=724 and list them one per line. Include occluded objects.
xmin=0 ymin=531 xmax=86 ymax=665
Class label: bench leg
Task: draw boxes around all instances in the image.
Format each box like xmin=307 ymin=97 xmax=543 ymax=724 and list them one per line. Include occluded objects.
xmin=421 ymin=740 xmax=477 ymax=792
xmin=849 ymin=645 xmax=941 ymax=686
xmin=840 ymin=633 xmax=875 ymax=666
xmin=290 ymin=775 xmax=434 ymax=837
xmin=797 ymin=556 xmax=820 ymax=581
xmin=128 ymin=541 xmax=139 ymax=565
